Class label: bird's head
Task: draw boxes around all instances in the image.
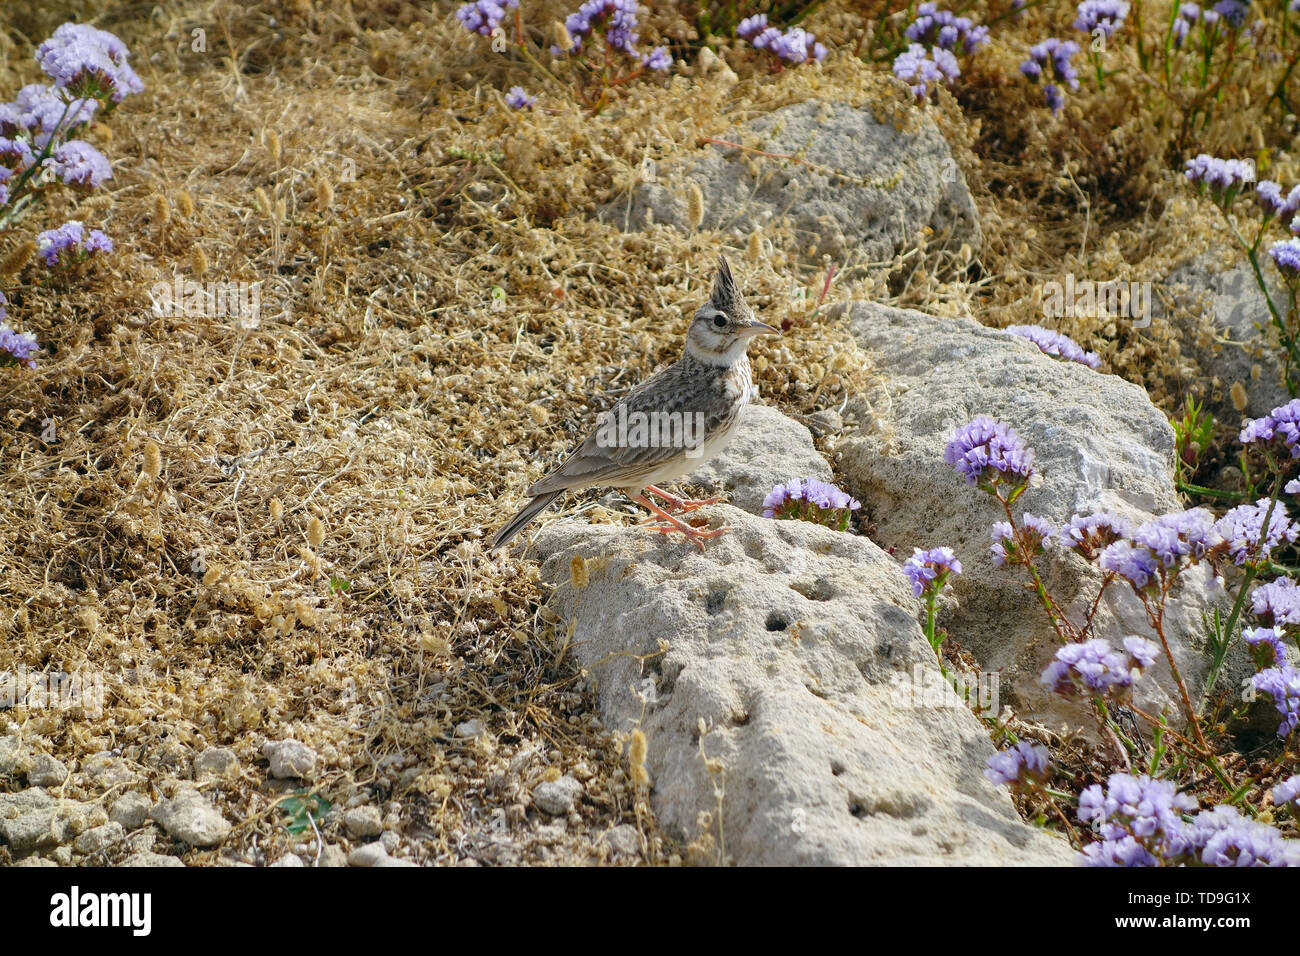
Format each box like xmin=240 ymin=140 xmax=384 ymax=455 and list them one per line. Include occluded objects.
xmin=685 ymin=254 xmax=777 ymax=365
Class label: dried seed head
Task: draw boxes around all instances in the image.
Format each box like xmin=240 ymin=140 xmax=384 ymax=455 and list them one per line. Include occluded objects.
xmin=307 ymin=515 xmax=326 ymax=549
xmin=269 ymin=496 xmax=283 ymax=521
xmin=527 ymin=403 xmax=549 ymax=425
xmin=686 ymin=183 xmax=704 ymax=232
xmin=175 ymin=189 xmax=195 ymax=218
xmin=629 ymin=729 xmax=650 ymax=786
xmin=191 ymin=244 xmax=208 ymax=278
xmin=553 ymin=21 xmax=574 ymax=52
xmin=267 ymin=130 xmax=282 ymax=166
xmin=274 ymin=197 xmax=286 ymax=222
xmin=746 ymin=230 xmax=763 ymax=261
xmin=202 ymin=563 xmax=222 ymax=587
xmin=254 ymin=187 xmax=272 ymax=217
xmin=142 ymin=440 xmax=162 ymax=481
xmin=0 ymin=240 xmax=35 ymax=277
xmin=315 ymin=176 xmax=334 ymax=211
xmin=1230 ymin=381 xmax=1248 ymax=411
xmin=569 ymin=554 xmax=588 ymax=588
xmin=154 ymin=192 xmax=171 ymax=226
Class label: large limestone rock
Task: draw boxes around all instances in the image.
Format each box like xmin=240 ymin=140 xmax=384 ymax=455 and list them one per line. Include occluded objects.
xmin=531 ymin=507 xmax=1071 ymax=866
xmin=599 ymin=101 xmax=980 ymax=262
xmin=834 ymin=301 xmax=1227 ymax=726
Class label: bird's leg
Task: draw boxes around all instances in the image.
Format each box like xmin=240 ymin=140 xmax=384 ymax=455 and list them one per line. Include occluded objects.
xmin=643 ymin=484 xmax=725 ymax=514
xmin=631 ymin=494 xmax=728 ymax=552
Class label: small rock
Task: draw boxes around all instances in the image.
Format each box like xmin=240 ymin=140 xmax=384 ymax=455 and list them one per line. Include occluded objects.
xmin=604 ymin=824 xmax=640 ymax=856
xmin=74 ymin=821 xmax=125 ymax=855
xmin=318 ymin=843 xmax=349 ymax=868
xmin=342 ymin=805 xmax=382 ymax=839
xmin=109 ymin=792 xmax=151 ymax=830
xmin=0 ymin=803 xmax=106 ymax=852
xmin=151 ymin=791 xmax=231 ymax=847
xmin=0 ymin=735 xmax=32 ymax=776
xmin=28 ymin=754 xmax=69 ymax=788
xmin=49 ymin=846 xmax=72 ymax=865
xmin=380 ymin=830 xmax=400 ymax=853
xmin=0 ymin=789 xmax=54 ymax=820
xmin=454 ymin=719 xmax=485 ymax=738
xmin=194 ymin=747 xmax=239 ymax=780
xmin=269 ymin=854 xmax=305 ymax=867
xmin=119 ymin=851 xmax=185 ymax=868
xmin=532 ymin=776 xmax=583 ymax=816
xmin=263 ymin=739 xmax=317 ymax=779
xmin=15 ymin=855 xmax=57 ymax=866
xmin=374 ymin=856 xmax=419 ymax=867
xmin=347 ymin=843 xmax=390 ymax=867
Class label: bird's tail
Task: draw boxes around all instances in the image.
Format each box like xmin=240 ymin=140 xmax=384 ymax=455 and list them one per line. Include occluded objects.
xmin=490 ymin=491 xmax=562 ymax=552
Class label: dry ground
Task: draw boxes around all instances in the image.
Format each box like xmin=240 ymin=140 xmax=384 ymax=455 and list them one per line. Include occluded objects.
xmin=0 ymin=0 xmax=1293 ymax=864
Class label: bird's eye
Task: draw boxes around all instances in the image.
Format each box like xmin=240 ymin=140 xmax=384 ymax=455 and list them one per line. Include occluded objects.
xmin=711 ymin=314 xmax=727 ymax=329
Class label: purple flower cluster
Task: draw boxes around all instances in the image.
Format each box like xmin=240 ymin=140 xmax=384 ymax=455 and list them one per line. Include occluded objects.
xmin=43 ymin=138 xmax=112 ymax=187
xmin=1040 ymin=637 xmax=1156 ymax=700
xmin=1061 ymin=511 xmax=1133 ymax=559
xmin=0 ymin=84 xmax=98 ymax=147
xmin=990 ymin=514 xmax=1054 ymax=566
xmin=1256 ymin=181 xmax=1300 ymax=221
xmin=1019 ymin=38 xmax=1081 ymax=115
xmin=1270 ymin=238 xmax=1300 ymax=275
xmin=1214 ymin=498 xmax=1297 ymax=566
xmin=1171 ymin=3 xmax=1198 ymax=46
xmin=739 ymin=16 xmax=828 ymax=65
xmin=1252 ymin=664 xmax=1300 ymax=738
xmin=762 ymin=477 xmax=860 ymax=531
xmin=456 ymin=0 xmax=518 ymax=36
xmin=1252 ymin=577 xmax=1300 ymax=627
xmin=1211 ymin=0 xmax=1250 ymax=28
xmin=35 ymin=220 xmax=113 ymax=267
xmin=944 ymin=416 xmax=1035 ymax=489
xmin=892 ymin=43 xmax=960 ymax=100
xmin=1243 ymin=627 xmax=1288 ymax=668
xmin=1239 ymin=398 xmax=1300 ymax=457
xmin=1184 ymin=153 xmax=1255 ymax=196
xmin=35 ymin=23 xmax=143 ymax=103
xmin=505 ymin=86 xmax=534 ymax=109
xmin=984 ymin=742 xmax=1050 ymax=789
xmin=904 ymin=3 xmax=990 ymax=54
xmin=1005 ymin=324 xmax=1101 ymax=368
xmin=1187 ymin=804 xmax=1300 ymax=866
xmin=565 ymin=0 xmax=639 ymax=55
xmin=1073 ymin=0 xmax=1130 ymax=37
xmin=1273 ymin=775 xmax=1300 ymax=809
xmin=1078 ymin=773 xmax=1198 ymax=866
xmin=903 ymin=546 xmax=962 ymax=597
xmin=0 ymin=315 xmax=39 ymax=370
xmin=1096 ymin=509 xmax=1217 ymax=588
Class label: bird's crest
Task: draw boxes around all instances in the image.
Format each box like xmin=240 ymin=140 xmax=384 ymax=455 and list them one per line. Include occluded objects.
xmin=709 ymin=254 xmax=746 ymax=314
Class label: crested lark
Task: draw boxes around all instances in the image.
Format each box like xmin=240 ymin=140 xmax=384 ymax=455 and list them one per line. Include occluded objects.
xmin=491 ymin=254 xmax=775 ymax=552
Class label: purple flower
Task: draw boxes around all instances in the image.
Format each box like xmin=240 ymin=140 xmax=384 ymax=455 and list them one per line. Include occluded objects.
xmin=903 ymin=546 xmax=962 ymax=597
xmin=1041 ymin=638 xmax=1149 ymax=700
xmin=1132 ymin=508 xmax=1218 ymax=568
xmin=762 ymin=477 xmax=860 ymax=530
xmin=944 ymin=416 xmax=1035 ymax=488
xmin=1252 ymin=664 xmax=1300 ymax=738
xmin=1078 ymin=773 xmax=1197 ymax=855
xmin=1240 ymin=398 xmax=1300 ymax=456
xmin=1185 ymin=153 xmax=1255 ymax=196
xmin=0 ymin=136 xmax=35 ymax=173
xmin=1272 ymin=775 xmax=1300 ymax=808
xmin=1211 ymin=0 xmax=1249 ymax=28
xmin=892 ymin=43 xmax=960 ymax=99
xmin=737 ymin=15 xmax=768 ymax=40
xmin=1073 ymin=0 xmax=1130 ymax=37
xmin=1214 ymin=498 xmax=1297 ymax=566
xmin=505 ymin=86 xmax=534 ymax=109
xmin=1256 ymin=181 xmax=1300 ymax=221
xmin=1188 ymin=805 xmax=1300 ymax=866
xmin=641 ymin=46 xmax=671 ymax=71
xmin=35 ymin=220 xmax=113 ymax=267
xmin=456 ymin=0 xmax=519 ymax=37
xmin=43 ymin=139 xmax=112 ymax=187
xmin=1005 ymin=325 xmax=1100 ymax=368
xmin=0 ymin=322 xmax=39 ymax=369
xmin=1252 ymin=577 xmax=1300 ymax=627
xmin=1270 ymin=238 xmax=1300 ymax=274
xmin=1020 ymin=38 xmax=1080 ymax=114
xmin=564 ymin=0 xmax=640 ymax=55
xmin=748 ymin=24 xmax=827 ymax=64
xmin=35 ymin=22 xmax=143 ymax=102
xmin=1243 ymin=627 xmax=1288 ymax=668
xmin=1062 ymin=511 xmax=1133 ymax=559
xmin=984 ymin=742 xmax=1050 ymax=789
xmin=7 ymin=83 xmax=97 ymax=145
xmin=905 ymin=3 xmax=990 ymax=54
xmin=1099 ymin=539 xmax=1159 ymax=588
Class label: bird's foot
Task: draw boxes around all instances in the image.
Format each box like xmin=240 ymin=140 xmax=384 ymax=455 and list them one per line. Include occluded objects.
xmin=633 ymin=494 xmax=729 ymax=551
xmin=644 ymin=484 xmax=725 ymax=513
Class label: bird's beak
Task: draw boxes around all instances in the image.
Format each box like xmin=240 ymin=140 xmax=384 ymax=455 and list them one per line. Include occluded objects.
xmin=739 ymin=320 xmax=779 ymax=338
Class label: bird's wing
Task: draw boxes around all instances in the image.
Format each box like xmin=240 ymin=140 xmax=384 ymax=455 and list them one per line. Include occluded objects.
xmin=526 ymin=359 xmax=733 ymax=495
